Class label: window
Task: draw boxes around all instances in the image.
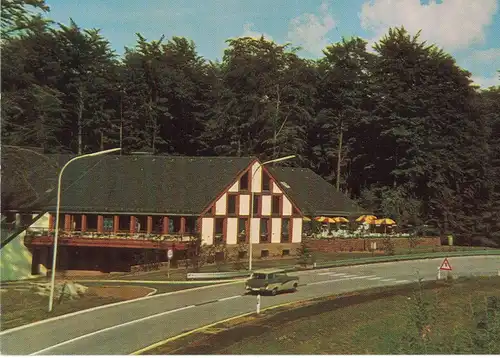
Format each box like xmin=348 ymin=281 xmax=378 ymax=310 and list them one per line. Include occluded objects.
xmin=135 ymin=216 xmax=147 ymax=233
xmin=281 ymin=219 xmax=290 ymax=242
xmin=153 ymin=216 xmax=163 ymax=233
xmin=272 ymin=196 xmax=281 ymax=215
xmin=238 ymin=251 xmax=247 ymax=259
xmin=262 ymin=171 xmax=270 ymax=191
xmin=282 ymin=249 xmax=290 ymax=256
xmin=185 ymin=217 xmax=197 ymax=233
xmin=170 ymin=217 xmax=181 ymax=233
xmin=237 ymin=218 xmax=247 ymax=243
xmin=119 ymin=216 xmax=129 ymax=231
xmin=261 ymin=250 xmax=269 ymax=258
xmin=215 ymin=218 xmax=224 ymax=244
xmin=239 ymin=171 xmax=249 ymax=190
xmin=228 ymin=195 xmax=237 ymax=215
xmin=72 ymin=215 xmax=82 ymax=231
xmin=260 ymin=218 xmax=269 ymax=242
xmin=253 ymin=195 xmax=260 ymax=215
xmin=86 ymin=215 xmax=97 ymax=231
xmin=103 ymin=217 xmax=113 ymax=232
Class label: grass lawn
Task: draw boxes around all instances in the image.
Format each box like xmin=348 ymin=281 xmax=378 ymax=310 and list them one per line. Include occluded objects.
xmin=146 ymin=276 xmax=500 ymax=355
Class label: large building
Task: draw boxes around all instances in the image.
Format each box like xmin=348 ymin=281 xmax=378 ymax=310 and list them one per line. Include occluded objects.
xmin=1 ymin=148 xmax=367 ymax=275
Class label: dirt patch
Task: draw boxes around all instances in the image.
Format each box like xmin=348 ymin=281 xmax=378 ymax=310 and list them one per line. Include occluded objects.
xmin=87 ymin=286 xmax=154 ymax=300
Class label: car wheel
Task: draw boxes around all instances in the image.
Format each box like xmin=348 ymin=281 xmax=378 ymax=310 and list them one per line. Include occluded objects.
xmin=293 ymin=282 xmax=298 ymax=291
xmin=271 ymin=287 xmax=278 ymax=296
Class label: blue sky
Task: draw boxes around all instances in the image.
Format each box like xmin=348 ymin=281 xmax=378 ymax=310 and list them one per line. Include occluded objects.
xmin=45 ymin=0 xmax=499 ymax=88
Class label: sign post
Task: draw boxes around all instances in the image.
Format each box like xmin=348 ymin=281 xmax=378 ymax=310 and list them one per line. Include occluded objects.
xmin=256 ymin=294 xmax=261 ymax=314
xmin=167 ymin=249 xmax=174 ymax=279
xmin=437 ymin=257 xmax=452 ymax=280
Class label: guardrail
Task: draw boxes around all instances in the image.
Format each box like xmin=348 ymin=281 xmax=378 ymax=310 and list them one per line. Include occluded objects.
xmin=186 ymin=271 xmax=250 ymax=280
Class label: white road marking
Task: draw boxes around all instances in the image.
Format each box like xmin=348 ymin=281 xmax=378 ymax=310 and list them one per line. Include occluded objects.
xmin=341 ymin=274 xmax=358 ymax=278
xmin=29 ymin=305 xmax=196 ymax=355
xmin=308 ymin=275 xmax=375 ymax=286
xmin=218 ymin=295 xmax=241 ymax=302
xmin=367 ymin=277 xmax=382 ymax=280
xmin=354 ymin=275 xmax=376 ymax=279
xmin=380 ymin=278 xmax=397 ymax=282
xmin=395 ymin=280 xmax=410 ymax=283
xmin=318 ymin=272 xmax=343 ymax=276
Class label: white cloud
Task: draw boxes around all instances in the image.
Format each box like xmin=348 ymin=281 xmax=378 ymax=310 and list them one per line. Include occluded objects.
xmin=287 ymin=1 xmax=337 ymax=55
xmin=240 ymin=23 xmax=274 ymax=41
xmin=359 ymin=0 xmax=498 ymax=51
xmin=471 ymin=75 xmax=500 ymax=89
xmin=469 ymin=48 xmax=500 ymax=66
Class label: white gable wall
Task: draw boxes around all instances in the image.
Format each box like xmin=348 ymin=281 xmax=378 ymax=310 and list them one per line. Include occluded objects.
xmin=292 ymin=218 xmax=302 ymax=243
xmin=251 ymin=162 xmax=262 ymax=193
xmin=261 ymin=195 xmax=271 ymax=216
xmin=215 ymin=193 xmax=227 ymax=215
xmin=282 ymin=196 xmax=292 ymax=216
xmin=239 ymin=194 xmax=250 ymax=215
xmin=271 ymin=218 xmax=282 ymax=243
xmin=226 ymin=218 xmax=238 ymax=244
xmin=228 ymin=181 xmax=239 ymax=192
xmin=201 ymin=218 xmax=214 ymax=245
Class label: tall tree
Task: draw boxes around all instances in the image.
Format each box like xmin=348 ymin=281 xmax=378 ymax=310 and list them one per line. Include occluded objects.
xmin=206 ymin=36 xmax=315 ymax=163
xmin=312 ymin=37 xmax=374 ymax=191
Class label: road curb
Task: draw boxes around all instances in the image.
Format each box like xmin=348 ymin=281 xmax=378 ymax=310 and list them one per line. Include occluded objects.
xmin=76 ymin=279 xmax=246 ymax=285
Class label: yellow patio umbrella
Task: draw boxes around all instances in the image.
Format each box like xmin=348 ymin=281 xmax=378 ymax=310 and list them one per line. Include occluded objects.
xmin=356 ymin=215 xmax=377 ymax=224
xmin=332 ymin=217 xmax=349 ymax=223
xmin=314 ymin=216 xmax=336 ymax=223
xmin=374 ymin=218 xmax=396 ymax=234
xmin=303 ymin=217 xmax=312 ymax=222
xmin=374 ymin=218 xmax=396 ymax=225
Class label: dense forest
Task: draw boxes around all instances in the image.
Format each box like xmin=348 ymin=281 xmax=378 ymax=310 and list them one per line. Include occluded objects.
xmin=1 ymin=0 xmax=499 ymax=246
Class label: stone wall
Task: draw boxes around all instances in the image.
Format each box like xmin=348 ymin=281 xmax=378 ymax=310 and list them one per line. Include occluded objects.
xmin=305 ymin=237 xmax=441 ymax=253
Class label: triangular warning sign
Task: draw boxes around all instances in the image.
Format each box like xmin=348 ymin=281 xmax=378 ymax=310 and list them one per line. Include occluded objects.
xmin=439 ymin=258 xmax=452 ymax=271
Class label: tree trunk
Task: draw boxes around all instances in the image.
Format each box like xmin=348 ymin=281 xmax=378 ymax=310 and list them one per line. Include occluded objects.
xmin=336 ymin=122 xmax=343 ymax=192
xmin=100 ymin=130 xmax=104 ymax=151
xmin=119 ymin=91 xmax=123 ymax=155
xmin=272 ymin=84 xmax=280 ymax=164
xmin=77 ymin=87 xmax=84 ymax=155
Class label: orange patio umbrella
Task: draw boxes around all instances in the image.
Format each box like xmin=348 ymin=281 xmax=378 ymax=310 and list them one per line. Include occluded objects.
xmin=355 ymin=215 xmax=377 ymax=224
xmin=374 ymin=218 xmax=396 ymax=226
xmin=314 ymin=216 xmax=336 ymax=224
xmin=332 ymin=217 xmax=349 ymax=223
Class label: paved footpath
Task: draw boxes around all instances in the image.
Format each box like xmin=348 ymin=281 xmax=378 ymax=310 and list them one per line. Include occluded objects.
xmin=1 ymin=255 xmax=499 ymax=355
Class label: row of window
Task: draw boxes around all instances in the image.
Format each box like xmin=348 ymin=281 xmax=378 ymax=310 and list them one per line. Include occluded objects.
xmin=212 ymin=217 xmax=291 ymax=244
xmin=53 ymin=214 xmax=196 ymax=234
xmin=237 ymin=169 xmax=272 ymax=192
xmin=224 ymin=194 xmax=299 ymax=216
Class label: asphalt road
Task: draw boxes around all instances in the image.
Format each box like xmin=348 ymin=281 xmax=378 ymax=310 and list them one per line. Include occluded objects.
xmin=1 ymin=255 xmax=499 ymax=355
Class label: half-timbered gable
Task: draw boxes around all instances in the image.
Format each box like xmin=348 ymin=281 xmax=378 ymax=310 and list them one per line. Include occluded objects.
xmin=199 ymin=159 xmax=303 ymax=247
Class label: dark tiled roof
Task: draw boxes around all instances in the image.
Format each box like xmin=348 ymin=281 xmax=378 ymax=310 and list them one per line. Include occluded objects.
xmin=268 ymin=166 xmax=370 ymax=217
xmin=1 ymin=147 xmax=74 ymax=211
xmin=42 ymin=155 xmax=255 ymax=214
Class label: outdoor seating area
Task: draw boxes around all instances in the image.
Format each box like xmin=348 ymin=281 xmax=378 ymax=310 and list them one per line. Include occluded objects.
xmin=304 ymin=215 xmax=404 ymax=239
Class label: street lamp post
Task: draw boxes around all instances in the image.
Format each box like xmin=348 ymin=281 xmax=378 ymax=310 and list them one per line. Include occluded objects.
xmin=48 ymin=148 xmax=121 ymax=312
xmin=248 ymin=155 xmax=296 ymax=272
